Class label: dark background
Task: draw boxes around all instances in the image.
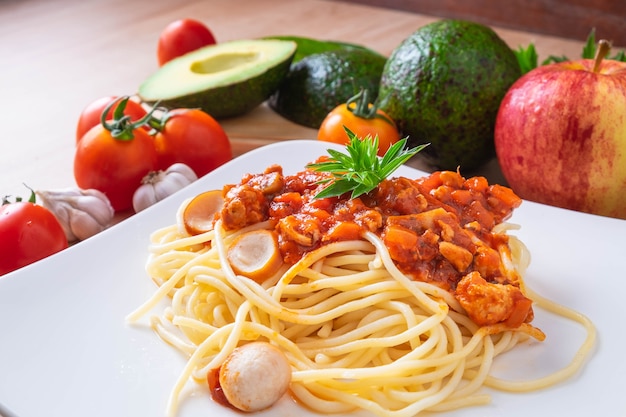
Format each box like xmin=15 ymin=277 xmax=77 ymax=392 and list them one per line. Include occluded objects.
xmin=338 ymin=0 xmax=625 ymax=47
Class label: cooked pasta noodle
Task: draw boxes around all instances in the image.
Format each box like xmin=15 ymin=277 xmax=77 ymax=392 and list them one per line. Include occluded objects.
xmin=127 ymin=164 xmax=596 ymax=417
xmin=128 ymin=217 xmax=595 ymax=417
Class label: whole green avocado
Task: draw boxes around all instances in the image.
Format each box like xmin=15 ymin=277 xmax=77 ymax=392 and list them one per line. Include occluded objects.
xmin=269 ymin=48 xmax=387 ymax=128
xmin=378 ymin=20 xmax=521 ymax=171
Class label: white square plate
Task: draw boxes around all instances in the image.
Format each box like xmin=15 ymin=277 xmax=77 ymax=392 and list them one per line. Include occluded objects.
xmin=0 ymin=140 xmax=624 ymax=417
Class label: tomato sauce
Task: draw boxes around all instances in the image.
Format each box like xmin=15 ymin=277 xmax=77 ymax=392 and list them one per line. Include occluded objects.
xmin=219 ymin=163 xmax=532 ymax=328
xmin=207 ymin=367 xmax=234 ymax=409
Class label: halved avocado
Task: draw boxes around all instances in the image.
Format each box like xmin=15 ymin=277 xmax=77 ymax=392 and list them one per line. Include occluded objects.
xmin=138 ymin=39 xmax=297 ymax=119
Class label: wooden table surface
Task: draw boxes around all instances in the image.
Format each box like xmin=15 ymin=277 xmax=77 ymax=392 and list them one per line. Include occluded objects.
xmin=0 ymin=0 xmax=587 ymax=208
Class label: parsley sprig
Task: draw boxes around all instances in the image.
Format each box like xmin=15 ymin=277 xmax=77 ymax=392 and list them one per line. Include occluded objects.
xmin=307 ymin=127 xmax=428 ymax=199
xmin=515 ymin=28 xmax=626 ymax=75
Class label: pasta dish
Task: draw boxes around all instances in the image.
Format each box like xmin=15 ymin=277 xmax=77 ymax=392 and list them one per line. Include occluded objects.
xmin=127 ymin=156 xmax=595 ymax=416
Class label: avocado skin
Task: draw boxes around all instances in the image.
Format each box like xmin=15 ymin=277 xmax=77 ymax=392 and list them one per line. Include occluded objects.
xmin=378 ymin=20 xmax=521 ymax=171
xmin=263 ymin=35 xmax=377 ymax=64
xmin=142 ymin=53 xmax=294 ymax=120
xmin=269 ymin=49 xmax=387 ymax=128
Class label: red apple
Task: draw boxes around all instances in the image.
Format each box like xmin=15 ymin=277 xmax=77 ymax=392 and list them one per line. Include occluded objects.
xmin=494 ymin=41 xmax=626 ymax=219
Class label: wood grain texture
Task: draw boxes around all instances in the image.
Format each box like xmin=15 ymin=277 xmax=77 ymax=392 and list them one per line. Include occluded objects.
xmin=337 ymin=0 xmax=626 ymax=47
xmin=0 ymin=0 xmax=587 ymax=202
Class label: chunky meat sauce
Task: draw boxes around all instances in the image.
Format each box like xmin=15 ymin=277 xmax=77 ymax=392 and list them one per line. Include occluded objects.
xmin=219 ymin=163 xmax=533 ymax=328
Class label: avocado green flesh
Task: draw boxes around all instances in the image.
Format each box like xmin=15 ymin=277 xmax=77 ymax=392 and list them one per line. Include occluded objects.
xmin=378 ymin=20 xmax=521 ymax=171
xmin=269 ymin=48 xmax=387 ymax=128
xmin=138 ymin=39 xmax=297 ymax=119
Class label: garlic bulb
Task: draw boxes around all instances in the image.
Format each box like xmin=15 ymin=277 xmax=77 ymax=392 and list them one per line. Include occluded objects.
xmin=132 ymin=163 xmax=198 ymax=213
xmin=36 ymin=187 xmax=115 ymax=242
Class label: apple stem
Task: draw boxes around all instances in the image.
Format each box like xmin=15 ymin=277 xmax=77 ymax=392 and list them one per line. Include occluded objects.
xmin=592 ymin=39 xmax=611 ymax=73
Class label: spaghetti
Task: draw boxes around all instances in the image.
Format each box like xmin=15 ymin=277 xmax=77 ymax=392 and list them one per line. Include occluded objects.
xmin=127 ymin=163 xmax=596 ymax=417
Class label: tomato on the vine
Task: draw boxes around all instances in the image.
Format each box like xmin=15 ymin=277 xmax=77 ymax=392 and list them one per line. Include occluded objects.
xmin=157 ymin=19 xmax=216 ymax=66
xmin=151 ymin=108 xmax=232 ymax=177
xmin=74 ymin=97 xmax=158 ymax=212
xmin=76 ymin=96 xmax=147 ymax=143
xmin=318 ymin=89 xmax=401 ymax=156
xmin=0 ymin=193 xmax=68 ymax=276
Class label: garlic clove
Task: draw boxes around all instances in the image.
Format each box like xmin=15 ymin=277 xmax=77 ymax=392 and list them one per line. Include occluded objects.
xmin=67 ymin=207 xmax=108 ymax=242
xmin=132 ymin=163 xmax=198 ymax=213
xmin=132 ymin=177 xmax=161 ymax=213
xmin=72 ymin=190 xmax=117 ymax=226
xmin=167 ymin=162 xmax=199 ymax=182
xmin=36 ymin=187 xmax=115 ymax=242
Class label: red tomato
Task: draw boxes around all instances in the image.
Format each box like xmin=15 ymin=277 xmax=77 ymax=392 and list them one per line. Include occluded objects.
xmin=157 ymin=19 xmax=216 ymax=66
xmin=76 ymin=96 xmax=147 ymax=143
xmin=153 ymin=109 xmax=232 ymax=177
xmin=74 ymin=123 xmax=158 ymax=212
xmin=0 ymin=200 xmax=68 ymax=276
xmin=318 ymin=91 xmax=401 ymax=157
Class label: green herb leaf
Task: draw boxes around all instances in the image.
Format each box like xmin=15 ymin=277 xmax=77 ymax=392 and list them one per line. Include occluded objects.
xmin=581 ymin=29 xmax=626 ymax=62
xmin=582 ymin=28 xmax=597 ymax=59
xmin=516 ymin=28 xmax=626 ymax=70
xmin=541 ymin=55 xmax=569 ymax=65
xmin=307 ymin=127 xmax=428 ymax=199
xmin=611 ymin=50 xmax=626 ymax=62
xmin=514 ymin=43 xmax=539 ymax=75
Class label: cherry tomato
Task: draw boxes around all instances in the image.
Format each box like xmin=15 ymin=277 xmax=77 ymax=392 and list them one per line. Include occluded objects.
xmin=157 ymin=19 xmax=216 ymax=66
xmin=318 ymin=89 xmax=401 ymax=156
xmin=153 ymin=108 xmax=232 ymax=177
xmin=76 ymin=96 xmax=147 ymax=143
xmin=74 ymin=98 xmax=158 ymax=212
xmin=0 ymin=198 xmax=68 ymax=276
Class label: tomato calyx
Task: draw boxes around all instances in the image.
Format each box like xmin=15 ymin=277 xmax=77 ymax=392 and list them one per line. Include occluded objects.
xmin=143 ymin=106 xmax=174 ymax=134
xmin=346 ymin=88 xmax=395 ymax=127
xmin=2 ymin=186 xmax=36 ymax=206
xmin=100 ymin=96 xmax=157 ymax=141
xmin=143 ymin=107 xmax=197 ymax=134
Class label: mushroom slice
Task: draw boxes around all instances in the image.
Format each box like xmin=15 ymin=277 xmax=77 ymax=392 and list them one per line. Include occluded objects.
xmin=219 ymin=341 xmax=292 ymax=412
